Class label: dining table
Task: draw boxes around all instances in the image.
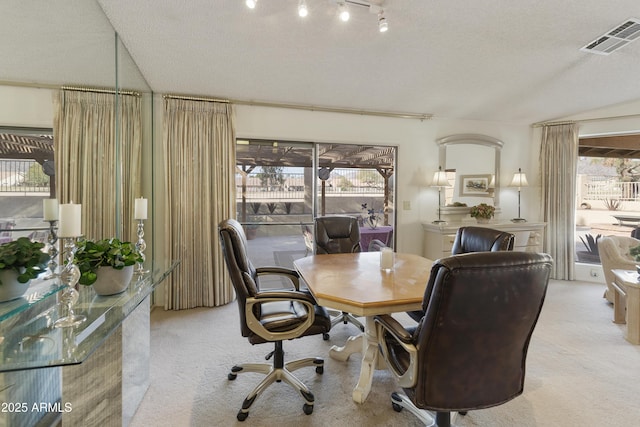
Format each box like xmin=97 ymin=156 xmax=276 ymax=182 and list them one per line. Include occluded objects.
xmin=293 ymin=251 xmax=432 ymax=403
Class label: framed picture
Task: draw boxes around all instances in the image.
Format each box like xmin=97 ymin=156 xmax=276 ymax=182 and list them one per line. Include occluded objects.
xmin=460 ymin=174 xmax=492 ymax=197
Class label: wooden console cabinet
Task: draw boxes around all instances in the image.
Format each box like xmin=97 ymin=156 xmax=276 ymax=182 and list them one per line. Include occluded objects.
xmin=422 ymin=221 xmax=546 ymax=260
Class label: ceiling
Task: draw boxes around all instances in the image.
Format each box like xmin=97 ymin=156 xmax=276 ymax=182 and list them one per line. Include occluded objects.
xmin=3 ymin=1 xmax=640 ymax=125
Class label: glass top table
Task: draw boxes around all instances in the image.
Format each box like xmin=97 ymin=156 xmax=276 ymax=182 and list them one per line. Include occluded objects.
xmin=0 ymin=260 xmax=179 ymax=372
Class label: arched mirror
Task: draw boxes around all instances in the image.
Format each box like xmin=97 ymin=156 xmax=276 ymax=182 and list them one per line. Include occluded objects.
xmin=436 ymin=134 xmax=503 ymax=216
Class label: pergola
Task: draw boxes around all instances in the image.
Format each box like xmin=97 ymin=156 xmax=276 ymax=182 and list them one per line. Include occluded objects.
xmin=235 ymin=140 xmax=395 ymax=222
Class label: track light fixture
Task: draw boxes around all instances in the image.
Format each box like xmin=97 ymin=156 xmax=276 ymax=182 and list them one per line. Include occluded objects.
xmin=338 ymin=2 xmax=350 ymax=22
xmin=378 ymin=11 xmax=388 ymax=32
xmin=298 ymin=0 xmax=308 ymax=18
xmin=244 ymin=0 xmax=387 ymax=33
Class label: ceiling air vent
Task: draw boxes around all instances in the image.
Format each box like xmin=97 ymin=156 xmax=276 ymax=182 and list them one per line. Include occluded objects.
xmin=580 ymin=18 xmax=640 ymax=55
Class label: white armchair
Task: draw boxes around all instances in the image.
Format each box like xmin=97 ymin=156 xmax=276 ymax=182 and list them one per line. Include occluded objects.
xmin=597 ymin=236 xmax=640 ymax=303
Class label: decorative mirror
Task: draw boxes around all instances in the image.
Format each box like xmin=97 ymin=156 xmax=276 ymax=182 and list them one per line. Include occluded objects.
xmin=436 ymin=133 xmax=503 ymax=216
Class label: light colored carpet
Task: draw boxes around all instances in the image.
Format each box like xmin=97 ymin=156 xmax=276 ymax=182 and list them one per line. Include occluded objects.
xmin=130 ymin=280 xmax=640 ymax=426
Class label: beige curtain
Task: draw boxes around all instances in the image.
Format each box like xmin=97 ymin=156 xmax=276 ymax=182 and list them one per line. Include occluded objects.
xmin=540 ymin=123 xmax=579 ymax=280
xmin=162 ymin=98 xmax=236 ymax=310
xmin=53 ymin=90 xmax=142 ymax=241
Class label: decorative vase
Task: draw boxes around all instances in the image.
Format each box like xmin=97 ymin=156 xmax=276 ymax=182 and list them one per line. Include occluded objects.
xmin=0 ymin=269 xmax=30 ymax=302
xmin=476 ymin=218 xmax=490 ymax=224
xmin=367 ymin=217 xmax=379 ymax=229
xmin=92 ymin=265 xmax=134 ymax=296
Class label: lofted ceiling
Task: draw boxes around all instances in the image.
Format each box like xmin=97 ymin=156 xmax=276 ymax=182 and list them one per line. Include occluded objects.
xmin=3 ymin=1 xmax=640 ymax=125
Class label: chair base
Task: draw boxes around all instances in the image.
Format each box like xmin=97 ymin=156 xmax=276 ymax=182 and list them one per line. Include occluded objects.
xmin=228 ymin=341 xmax=324 ymax=421
xmin=324 ymin=309 xmax=364 ymax=340
xmin=391 ymin=392 xmax=462 ymax=427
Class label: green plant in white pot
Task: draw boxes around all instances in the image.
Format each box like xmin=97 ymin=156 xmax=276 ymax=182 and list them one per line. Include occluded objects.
xmin=73 ymin=238 xmax=142 ymax=295
xmin=0 ymin=237 xmax=50 ymax=302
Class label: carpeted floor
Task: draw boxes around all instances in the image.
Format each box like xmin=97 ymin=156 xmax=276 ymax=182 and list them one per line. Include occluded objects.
xmin=130 ymin=280 xmax=640 ymax=426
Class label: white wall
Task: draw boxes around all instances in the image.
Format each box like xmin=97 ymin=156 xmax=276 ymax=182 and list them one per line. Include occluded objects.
xmin=0 ymin=86 xmax=54 ymax=128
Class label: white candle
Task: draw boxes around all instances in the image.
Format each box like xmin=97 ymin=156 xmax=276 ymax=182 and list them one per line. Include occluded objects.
xmin=134 ymin=197 xmax=148 ymax=220
xmin=380 ymin=247 xmax=394 ymax=271
xmin=43 ymin=199 xmax=59 ymax=221
xmin=58 ymin=203 xmax=82 ymax=237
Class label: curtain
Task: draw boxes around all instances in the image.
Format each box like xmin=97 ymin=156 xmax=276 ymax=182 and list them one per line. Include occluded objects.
xmin=53 ymin=90 xmax=142 ymax=241
xmin=162 ymin=98 xmax=236 ymax=310
xmin=540 ymin=123 xmax=579 ymax=280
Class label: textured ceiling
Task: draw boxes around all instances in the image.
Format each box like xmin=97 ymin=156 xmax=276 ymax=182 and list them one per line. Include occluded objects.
xmin=3 ymin=1 xmax=640 ymax=124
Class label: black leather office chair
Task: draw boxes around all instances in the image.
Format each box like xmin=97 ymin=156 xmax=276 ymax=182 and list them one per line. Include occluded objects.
xmin=406 ymin=226 xmax=514 ymax=322
xmin=218 ymin=219 xmax=331 ymax=421
xmin=451 ymin=226 xmax=515 ymax=254
xmin=314 ymin=215 xmax=364 ymax=337
xmin=375 ymin=251 xmax=552 ymax=427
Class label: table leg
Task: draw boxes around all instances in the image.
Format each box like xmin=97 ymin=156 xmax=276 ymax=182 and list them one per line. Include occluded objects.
xmin=625 ymin=286 xmax=640 ymax=344
xmin=351 ymin=317 xmax=381 ymax=403
xmin=612 ymin=281 xmax=626 ymax=325
xmin=328 ymin=334 xmax=363 ymax=362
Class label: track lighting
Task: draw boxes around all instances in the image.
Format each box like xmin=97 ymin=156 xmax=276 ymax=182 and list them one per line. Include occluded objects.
xmin=378 ymin=11 xmax=388 ymax=32
xmin=298 ymin=0 xmax=308 ymax=18
xmin=339 ymin=3 xmax=350 ymax=22
xmin=245 ymin=0 xmax=388 ymax=34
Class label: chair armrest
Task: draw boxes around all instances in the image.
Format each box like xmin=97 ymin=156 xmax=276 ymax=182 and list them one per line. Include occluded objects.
xmin=374 ymin=314 xmax=413 ymax=344
xmin=374 ymin=314 xmax=418 ymax=388
xmin=245 ymin=291 xmax=316 ymax=341
xmin=256 ymin=266 xmax=301 ymax=290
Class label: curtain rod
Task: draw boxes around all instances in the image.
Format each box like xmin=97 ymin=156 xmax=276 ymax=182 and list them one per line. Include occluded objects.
xmin=163 ymin=94 xmax=229 ymax=103
xmin=532 ymin=113 xmax=640 ymax=128
xmin=164 ymin=93 xmax=433 ymax=120
xmin=61 ymin=85 xmax=140 ymax=97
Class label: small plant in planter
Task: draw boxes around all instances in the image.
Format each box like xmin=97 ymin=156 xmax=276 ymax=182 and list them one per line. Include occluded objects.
xmin=0 ymin=237 xmax=50 ymax=284
xmin=470 ymin=203 xmax=495 ymax=220
xmin=73 ymin=238 xmax=142 ymax=286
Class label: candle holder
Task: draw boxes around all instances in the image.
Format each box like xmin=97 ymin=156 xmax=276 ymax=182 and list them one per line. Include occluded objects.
xmin=54 ymin=237 xmax=86 ymax=328
xmin=134 ymin=219 xmax=148 ymax=275
xmin=43 ymin=220 xmax=59 ymax=280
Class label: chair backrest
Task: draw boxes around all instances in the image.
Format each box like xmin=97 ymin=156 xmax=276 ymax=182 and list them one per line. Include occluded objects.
xmin=218 ymin=219 xmax=259 ymax=338
xmin=451 ymin=226 xmax=514 ymax=255
xmin=314 ymin=216 xmax=361 ymax=254
xmin=412 ymin=251 xmax=552 ymax=411
xmin=598 ymin=235 xmax=640 ymax=293
xmin=368 ymin=238 xmax=387 ymax=252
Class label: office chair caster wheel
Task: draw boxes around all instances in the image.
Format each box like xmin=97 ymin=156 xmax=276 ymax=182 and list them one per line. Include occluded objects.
xmin=392 ymin=402 xmax=403 ymax=412
xmin=303 ymin=403 xmax=314 ymax=415
xmin=228 ymin=373 xmax=237 ymax=380
xmin=237 ymin=410 xmax=248 ymax=421
xmin=322 ymin=333 xmax=330 ymax=340
xmin=316 ymin=365 xmax=324 ymax=374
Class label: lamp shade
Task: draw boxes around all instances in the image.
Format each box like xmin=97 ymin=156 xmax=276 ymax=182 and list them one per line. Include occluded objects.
xmin=431 ymin=167 xmax=450 ymax=187
xmin=510 ymin=168 xmax=529 ymax=188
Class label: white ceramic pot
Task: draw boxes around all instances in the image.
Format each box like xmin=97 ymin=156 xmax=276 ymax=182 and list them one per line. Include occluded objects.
xmin=0 ymin=269 xmax=30 ymax=302
xmin=92 ymin=265 xmax=134 ymax=296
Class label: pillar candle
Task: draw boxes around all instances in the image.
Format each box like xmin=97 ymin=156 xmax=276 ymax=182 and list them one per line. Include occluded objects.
xmin=380 ymin=247 xmax=394 ymax=271
xmin=134 ymin=198 xmax=148 ymax=220
xmin=43 ymin=199 xmax=59 ymax=221
xmin=58 ymin=203 xmax=82 ymax=237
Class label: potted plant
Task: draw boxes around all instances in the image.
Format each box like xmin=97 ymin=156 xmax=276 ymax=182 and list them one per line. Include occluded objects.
xmin=469 ymin=203 xmax=495 ymax=223
xmin=73 ymin=238 xmax=142 ymax=295
xmin=577 ymin=233 xmax=602 ymax=264
xmin=0 ymin=237 xmax=50 ymax=302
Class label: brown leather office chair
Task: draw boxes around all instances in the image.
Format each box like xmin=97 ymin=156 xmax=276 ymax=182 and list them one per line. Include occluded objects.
xmin=314 ymin=215 xmax=364 ymax=337
xmin=218 ymin=219 xmax=331 ymax=421
xmin=406 ymin=226 xmax=514 ymax=322
xmin=375 ymin=251 xmax=552 ymax=427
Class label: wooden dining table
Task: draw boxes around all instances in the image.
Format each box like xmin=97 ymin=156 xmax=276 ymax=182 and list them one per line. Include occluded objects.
xmin=293 ymin=251 xmax=432 ymax=403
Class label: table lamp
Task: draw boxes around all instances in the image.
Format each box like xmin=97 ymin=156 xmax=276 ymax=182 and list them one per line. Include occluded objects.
xmin=432 ymin=166 xmax=450 ymax=224
xmin=510 ymin=168 xmax=529 ymax=222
